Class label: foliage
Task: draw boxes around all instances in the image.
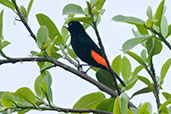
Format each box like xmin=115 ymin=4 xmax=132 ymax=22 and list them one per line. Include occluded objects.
xmin=0 ymin=0 xmax=171 ymax=114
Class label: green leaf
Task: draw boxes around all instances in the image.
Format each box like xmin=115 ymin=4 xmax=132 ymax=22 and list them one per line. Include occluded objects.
xmin=126 ymin=76 xmax=138 ymax=91
xmin=160 ymin=58 xmax=171 ymax=82
xmin=146 ymin=6 xmax=153 ymax=19
xmin=90 ymin=0 xmax=96 ymax=6
xmin=19 ymin=6 xmax=27 ymax=19
xmin=36 ymin=13 xmax=63 ymax=42
xmin=126 ymin=66 xmax=143 ymax=90
xmin=61 ymin=26 xmax=70 ymax=43
xmin=154 ymin=0 xmax=165 ymax=26
xmin=138 ymin=76 xmax=152 ymax=89
xmin=119 ymin=93 xmax=129 ymax=114
xmin=160 ymin=16 xmax=168 ymax=38
xmin=0 ymin=0 xmax=15 ymax=10
xmin=126 ymin=51 xmax=149 ymax=73
xmin=162 ymin=92 xmax=171 ymax=100
xmin=132 ymin=29 xmax=142 ymax=37
xmin=167 ymin=24 xmax=171 ymax=38
xmin=0 ymin=92 xmax=5 ymax=107
xmin=47 ymin=36 xmax=62 ymax=59
xmin=43 ymin=72 xmax=52 ymax=87
xmin=96 ymin=98 xmax=114 ymax=112
xmin=86 ymin=1 xmax=92 ymax=15
xmin=122 ymin=37 xmax=143 ymax=53
xmin=1 ymin=92 xmax=15 ymax=107
xmin=128 ymin=109 xmax=134 ymax=114
xmin=112 ymin=15 xmax=148 ymax=35
xmin=36 ymin=26 xmax=49 ymax=49
xmin=37 ymin=61 xmax=45 ymax=69
xmin=131 ymin=87 xmax=152 ymax=99
xmin=96 ymin=69 xmax=115 ymax=90
xmin=111 ymin=55 xmax=122 ymax=76
xmin=63 ymin=4 xmax=84 ymax=15
xmin=139 ymin=102 xmax=151 ymax=114
xmin=18 ymin=109 xmax=31 ymax=114
xmin=54 ymin=35 xmax=64 ymax=45
xmin=146 ymin=37 xmax=162 ymax=56
xmin=122 ymin=36 xmax=151 ymax=53
xmin=159 ymin=98 xmax=171 ymax=112
xmin=34 ymin=76 xmax=45 ymax=99
xmin=133 ymin=66 xmax=144 ymax=77
xmin=136 ymin=25 xmax=149 ymax=35
xmin=0 ymin=41 xmax=10 ymax=50
xmin=43 ymin=71 xmax=53 ymax=103
xmin=130 ymin=107 xmax=138 ymax=114
xmin=27 ymin=0 xmax=34 ymax=15
xmin=113 ymin=96 xmax=121 ymax=114
xmin=67 ymin=48 xmax=77 ymax=60
xmin=95 ymin=0 xmax=106 ymax=10
xmin=145 ymin=19 xmax=154 ymax=29
xmin=131 ymin=29 xmax=147 ymax=46
xmin=0 ymin=10 xmax=4 ymax=38
xmin=141 ymin=49 xmax=147 ymax=62
xmin=67 ymin=17 xmax=92 ymax=24
xmin=112 ymin=15 xmax=145 ymax=25
xmin=73 ymin=92 xmax=105 ymax=110
xmin=51 ymin=52 xmax=62 ymax=60
xmin=30 ymin=50 xmax=39 ymax=56
xmin=15 ymin=87 xmax=36 ymax=106
xmin=121 ymin=56 xmax=131 ymax=82
xmin=40 ymin=62 xmax=53 ymax=71
xmin=47 ymin=36 xmax=58 ymax=55
xmin=168 ymin=106 xmax=171 ymax=114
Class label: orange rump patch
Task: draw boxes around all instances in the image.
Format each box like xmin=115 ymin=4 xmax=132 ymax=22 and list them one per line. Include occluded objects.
xmin=91 ymin=50 xmax=107 ymax=68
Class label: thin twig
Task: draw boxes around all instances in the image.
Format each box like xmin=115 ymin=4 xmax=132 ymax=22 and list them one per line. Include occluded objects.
xmin=144 ymin=25 xmax=171 ymax=51
xmin=91 ymin=21 xmax=123 ymax=94
xmin=150 ymin=56 xmax=160 ymax=111
xmin=61 ymin=48 xmax=79 ymax=68
xmin=12 ymin=0 xmax=37 ymax=42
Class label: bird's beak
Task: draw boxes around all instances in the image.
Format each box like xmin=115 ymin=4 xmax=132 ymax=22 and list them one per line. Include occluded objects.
xmin=63 ymin=24 xmax=69 ymax=29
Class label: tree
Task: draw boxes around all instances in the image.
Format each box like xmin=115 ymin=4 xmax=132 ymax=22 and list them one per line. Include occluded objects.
xmin=0 ymin=0 xmax=171 ymax=114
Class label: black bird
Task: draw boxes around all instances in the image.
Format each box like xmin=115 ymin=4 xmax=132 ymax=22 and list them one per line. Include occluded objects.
xmin=65 ymin=21 xmax=125 ymax=87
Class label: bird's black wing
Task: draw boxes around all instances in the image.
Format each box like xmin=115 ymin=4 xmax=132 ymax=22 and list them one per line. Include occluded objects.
xmin=77 ymin=33 xmax=102 ymax=56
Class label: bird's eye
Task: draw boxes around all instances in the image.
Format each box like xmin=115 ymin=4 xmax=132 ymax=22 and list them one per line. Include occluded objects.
xmin=69 ymin=22 xmax=72 ymax=26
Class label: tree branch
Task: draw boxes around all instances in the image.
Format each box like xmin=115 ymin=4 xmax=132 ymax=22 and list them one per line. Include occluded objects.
xmin=0 ymin=56 xmax=136 ymax=108
xmin=40 ymin=106 xmax=112 ymax=114
xmin=0 ymin=57 xmax=118 ymax=96
xmin=1 ymin=106 xmax=112 ymax=114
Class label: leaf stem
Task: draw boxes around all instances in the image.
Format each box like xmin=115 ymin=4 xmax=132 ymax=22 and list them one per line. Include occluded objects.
xmin=144 ymin=25 xmax=171 ymax=51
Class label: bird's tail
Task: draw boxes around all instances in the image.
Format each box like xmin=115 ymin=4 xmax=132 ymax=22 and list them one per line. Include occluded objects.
xmin=110 ymin=69 xmax=126 ymax=87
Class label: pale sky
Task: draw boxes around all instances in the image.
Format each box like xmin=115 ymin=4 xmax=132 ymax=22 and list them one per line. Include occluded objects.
xmin=0 ymin=0 xmax=171 ymax=113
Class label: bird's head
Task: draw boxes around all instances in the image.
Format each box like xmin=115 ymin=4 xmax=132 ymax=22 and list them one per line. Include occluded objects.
xmin=64 ymin=21 xmax=85 ymax=35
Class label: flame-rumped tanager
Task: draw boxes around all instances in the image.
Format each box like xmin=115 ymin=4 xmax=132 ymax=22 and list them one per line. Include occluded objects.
xmin=64 ymin=21 xmax=125 ymax=87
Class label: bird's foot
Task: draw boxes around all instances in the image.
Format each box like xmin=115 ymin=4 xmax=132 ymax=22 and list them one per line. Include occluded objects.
xmin=77 ymin=64 xmax=92 ymax=74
